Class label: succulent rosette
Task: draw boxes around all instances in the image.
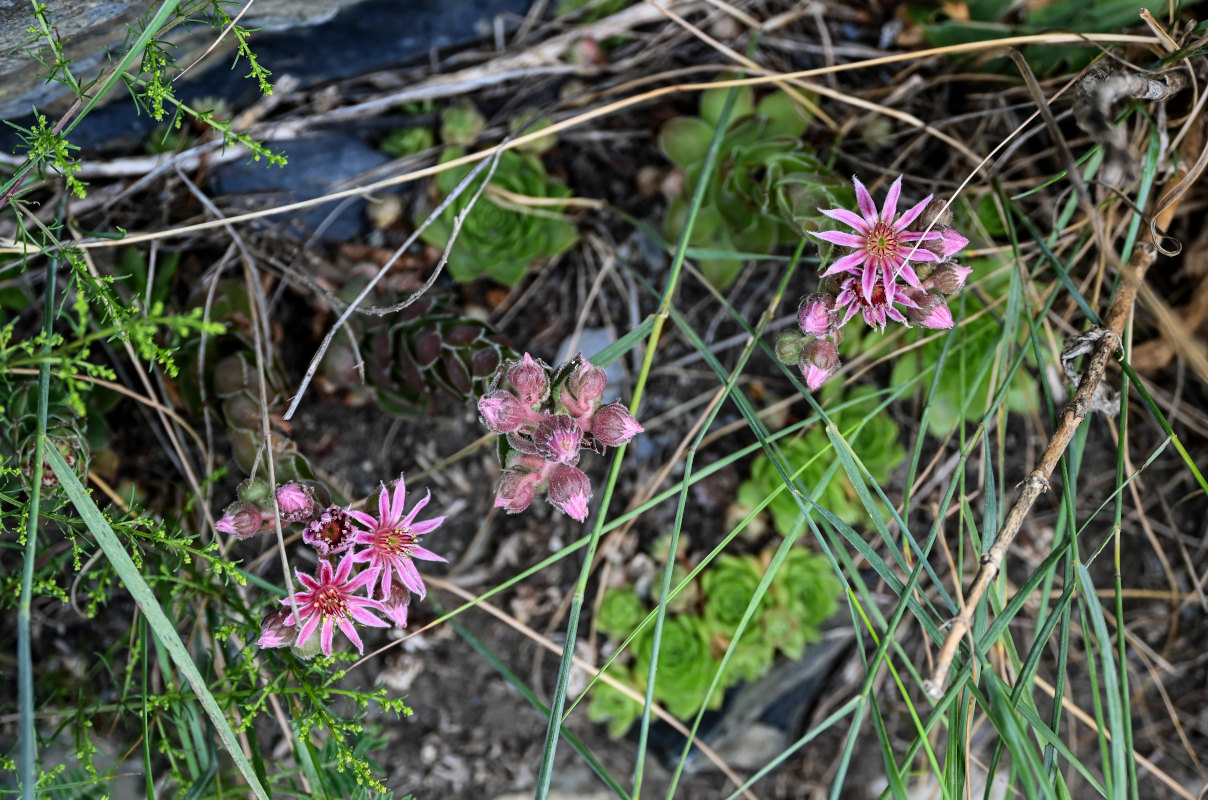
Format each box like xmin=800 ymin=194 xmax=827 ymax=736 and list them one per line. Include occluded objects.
xmin=420 ymin=147 xmax=579 ymax=286
xmin=596 ymin=587 xmax=646 ymax=639
xmin=659 ymin=84 xmax=847 ymax=289
xmin=701 ymin=553 xmax=768 ymax=640
xmin=720 ymin=630 xmax=777 ymax=687
xmin=361 ymin=295 xmax=516 ymax=417
xmin=770 ymin=548 xmax=841 ymax=630
xmin=632 ymin=614 xmax=721 ymax=720
xmin=586 ymin=668 xmax=643 ymax=739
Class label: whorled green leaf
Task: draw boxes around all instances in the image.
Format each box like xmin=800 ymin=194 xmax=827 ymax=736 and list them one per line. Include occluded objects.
xmin=586 ymin=668 xmax=644 ymax=738
xmin=701 ymin=553 xmax=767 ymax=640
xmin=596 ymin=587 xmax=646 ymax=639
xmin=770 ymin=547 xmax=841 ymax=630
xmin=633 ymin=614 xmax=721 ymax=720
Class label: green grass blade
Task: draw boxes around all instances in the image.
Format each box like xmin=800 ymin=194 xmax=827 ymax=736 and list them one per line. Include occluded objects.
xmin=43 ymin=445 xmax=270 ymax=800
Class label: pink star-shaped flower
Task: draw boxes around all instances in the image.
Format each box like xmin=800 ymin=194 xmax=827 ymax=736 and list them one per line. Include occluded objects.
xmin=811 ymin=175 xmax=944 ymax=302
xmin=349 ymin=474 xmax=446 ymax=600
xmin=279 ymin=549 xmax=389 ymax=656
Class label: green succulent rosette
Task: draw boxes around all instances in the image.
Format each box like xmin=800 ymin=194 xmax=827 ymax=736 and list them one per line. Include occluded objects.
xmin=632 ymin=614 xmax=721 ymax=720
xmin=771 ymin=548 xmax=840 ymax=628
xmin=737 ymin=386 xmax=905 ymax=533
xmin=587 ymin=667 xmax=644 ymax=738
xmin=659 ymin=84 xmax=846 ymax=288
xmin=420 ymin=147 xmax=579 ymax=286
xmin=759 ymin=603 xmax=813 ymax=661
xmin=701 ymin=553 xmax=768 ymax=640
xmin=720 ymin=628 xmax=776 ymax=687
xmin=888 ymin=268 xmax=1037 ymax=434
xmin=596 ymin=587 xmax=646 ymax=639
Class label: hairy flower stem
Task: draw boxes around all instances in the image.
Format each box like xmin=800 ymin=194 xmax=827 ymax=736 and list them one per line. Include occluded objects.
xmin=925 ymin=243 xmax=1156 ymax=699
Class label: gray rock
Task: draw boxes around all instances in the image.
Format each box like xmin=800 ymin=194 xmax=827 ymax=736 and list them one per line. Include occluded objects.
xmin=210 ymin=133 xmax=393 ymax=241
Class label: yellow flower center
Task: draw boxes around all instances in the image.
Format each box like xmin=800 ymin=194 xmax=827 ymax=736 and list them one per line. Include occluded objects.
xmin=867 ymin=222 xmax=898 ymax=257
xmin=315 ymin=585 xmax=348 ymax=617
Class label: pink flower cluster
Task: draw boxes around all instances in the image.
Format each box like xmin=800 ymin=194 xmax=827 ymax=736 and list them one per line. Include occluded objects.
xmin=779 ymin=175 xmax=972 ymax=390
xmin=478 ymin=353 xmax=644 ymax=522
xmin=216 ymin=475 xmax=445 ymax=658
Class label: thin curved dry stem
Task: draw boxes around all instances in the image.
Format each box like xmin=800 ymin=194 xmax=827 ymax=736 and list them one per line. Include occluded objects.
xmin=0 ymin=34 xmax=1162 ymax=257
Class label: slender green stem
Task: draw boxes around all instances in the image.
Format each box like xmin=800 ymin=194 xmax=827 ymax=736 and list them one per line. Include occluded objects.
xmin=17 ymin=206 xmax=62 ymax=799
xmin=532 ymin=75 xmax=745 ymax=800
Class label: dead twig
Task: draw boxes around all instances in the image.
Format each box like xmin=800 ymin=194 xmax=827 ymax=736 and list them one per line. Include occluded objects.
xmin=924 ymin=242 xmax=1157 ymax=699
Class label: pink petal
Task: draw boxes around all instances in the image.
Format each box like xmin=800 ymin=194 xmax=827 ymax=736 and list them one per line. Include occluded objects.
xmin=903 ymin=245 xmax=940 ymax=263
xmin=861 ymin=264 xmax=877 ymax=302
xmin=294 ymin=569 xmax=320 ymax=591
xmin=886 ymin=307 xmax=908 ymax=324
xmin=320 ymin=618 xmax=335 ymax=656
xmin=895 ymin=262 xmax=923 ymax=289
xmin=336 ymin=617 xmax=364 ymax=654
xmin=400 ymin=560 xmax=426 ymax=599
xmin=409 ymin=544 xmax=446 ymax=563
xmin=389 ymin=475 xmax=408 ymax=524
xmin=853 ymin=176 xmax=878 ymax=224
xmin=818 ymin=207 xmax=870 ymax=232
xmin=377 ymin=482 xmax=393 ymax=525
xmin=349 ymin=602 xmax=390 ymax=627
xmin=409 ymin=516 xmax=445 ymax=536
xmin=812 ymin=230 xmax=866 ymax=248
xmin=333 ymin=550 xmax=356 ymax=583
xmin=882 ymin=176 xmax=902 ymax=222
xmin=821 ymin=250 xmax=870 ymax=276
xmin=345 ymin=563 xmax=380 ymax=594
xmin=377 ymin=562 xmax=394 ymax=598
xmin=894 ymin=195 xmax=932 ymax=230
xmin=297 ymin=615 xmax=321 ymax=649
xmin=838 ymin=303 xmax=860 ymax=326
xmin=401 ymin=489 xmax=431 ymax=527
xmin=347 ymin=509 xmax=379 ymax=531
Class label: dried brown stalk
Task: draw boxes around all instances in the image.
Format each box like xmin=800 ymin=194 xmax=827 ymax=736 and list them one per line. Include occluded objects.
xmin=924 ymin=243 xmax=1157 ymax=699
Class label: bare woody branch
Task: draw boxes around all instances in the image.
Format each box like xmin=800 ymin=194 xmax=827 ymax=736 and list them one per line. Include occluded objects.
xmin=924 ymin=243 xmax=1157 ymax=699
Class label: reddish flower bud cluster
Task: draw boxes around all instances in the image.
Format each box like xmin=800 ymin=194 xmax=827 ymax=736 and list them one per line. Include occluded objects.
xmin=479 ymin=353 xmax=644 ymax=522
xmin=780 ymin=175 xmax=972 ymax=390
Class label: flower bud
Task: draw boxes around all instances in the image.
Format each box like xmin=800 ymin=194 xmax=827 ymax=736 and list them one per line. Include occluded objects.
xmin=925 ymin=263 xmax=973 ymax=295
xmin=775 ymin=331 xmax=809 ymax=365
xmin=797 ymin=292 xmax=836 ymax=337
xmin=301 ymin=505 xmax=356 ymax=556
xmin=533 ymin=413 xmax=584 ymax=466
xmin=494 ymin=468 xmax=543 ymax=514
xmin=507 ymin=353 xmax=550 ymax=406
xmin=918 ymin=226 xmax=968 ymax=262
xmin=275 ymin=482 xmax=316 ymax=523
xmin=905 ymin=198 xmax=953 ymax=232
xmin=797 ymin=339 xmax=839 ymax=391
xmin=381 ymin=580 xmax=412 ymax=628
xmin=478 ymin=390 xmax=533 ymax=434
xmin=547 ymin=464 xmax=592 ymax=522
xmin=257 ymin=607 xmax=295 ymax=649
xmin=590 ymin=401 xmax=644 ymax=447
xmin=559 ymin=357 xmax=607 ymax=417
xmin=216 ymin=500 xmax=267 ymax=539
xmin=236 ymin=478 xmax=272 ymax=508
xmin=904 ymin=290 xmax=954 ymax=330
